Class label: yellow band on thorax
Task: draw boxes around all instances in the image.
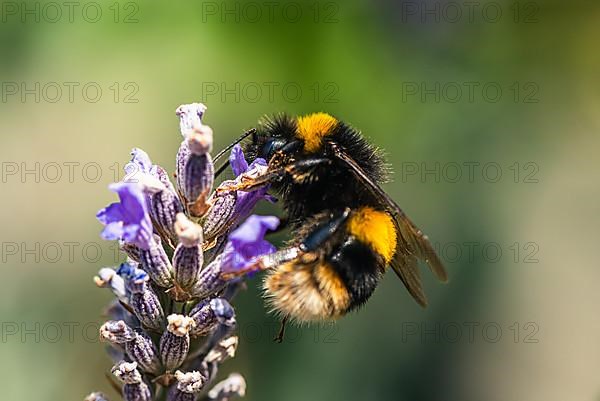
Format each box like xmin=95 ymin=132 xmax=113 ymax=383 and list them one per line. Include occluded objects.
xmin=295 ymin=112 xmax=338 ymax=153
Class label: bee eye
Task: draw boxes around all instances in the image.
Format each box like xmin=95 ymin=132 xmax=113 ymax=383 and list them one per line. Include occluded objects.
xmin=262 ymin=138 xmax=287 ymax=160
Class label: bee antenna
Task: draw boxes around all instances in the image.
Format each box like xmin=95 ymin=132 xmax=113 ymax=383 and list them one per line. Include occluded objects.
xmin=214 ymin=160 xmax=230 ymax=180
xmin=213 ymin=128 xmax=256 ymax=163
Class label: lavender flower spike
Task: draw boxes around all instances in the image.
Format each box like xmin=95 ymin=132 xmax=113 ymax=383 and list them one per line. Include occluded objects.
xmin=91 ymin=102 xmax=264 ymax=400
xmin=97 ymin=182 xmax=153 ymax=250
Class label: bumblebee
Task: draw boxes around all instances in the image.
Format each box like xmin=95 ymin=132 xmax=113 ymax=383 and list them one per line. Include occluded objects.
xmin=218 ymin=113 xmax=447 ymax=323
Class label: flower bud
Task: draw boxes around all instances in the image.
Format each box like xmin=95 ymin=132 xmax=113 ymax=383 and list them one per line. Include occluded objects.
xmin=175 ymin=123 xmax=214 ymax=218
xmin=188 ymin=297 xmax=234 ymax=337
xmin=176 ymin=103 xmax=207 ymax=137
xmin=112 ymin=361 xmax=143 ymax=384
xmin=119 ymin=267 xmax=165 ymax=330
xmin=120 ymin=243 xmax=141 ymax=263
xmin=112 ymin=361 xmax=152 ymax=401
xmin=123 ymin=384 xmax=152 ymax=401
xmin=202 ymin=185 xmax=238 ymax=241
xmin=173 ymin=214 xmax=204 ymax=290
xmin=138 ymin=236 xmax=174 ymax=287
xmin=189 ymin=255 xmax=228 ymax=300
xmin=160 ymin=315 xmax=196 ymax=371
xmin=100 ymin=320 xmax=135 ymax=344
xmin=188 ymin=299 xmax=213 ymax=337
xmin=175 ymin=141 xmax=191 ymax=200
xmin=210 ymin=298 xmax=236 ymax=327
xmin=126 ymin=331 xmax=162 ymax=375
xmin=205 ymin=335 xmax=238 ymax=365
xmin=141 ymin=167 xmax=184 ymax=246
xmin=167 ymin=370 xmax=206 ymax=401
xmin=100 ymin=320 xmax=161 ymax=375
xmin=183 ymin=152 xmax=214 ymax=217
xmin=207 ymin=373 xmax=246 ymax=401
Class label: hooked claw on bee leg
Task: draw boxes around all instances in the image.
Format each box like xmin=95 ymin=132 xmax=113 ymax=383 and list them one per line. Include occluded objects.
xmin=274 ymin=316 xmax=289 ymax=343
xmin=216 ymin=174 xmax=268 ymax=194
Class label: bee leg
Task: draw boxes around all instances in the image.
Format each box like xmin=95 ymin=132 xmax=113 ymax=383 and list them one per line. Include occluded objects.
xmin=299 ymin=208 xmax=351 ymax=252
xmin=220 ymin=247 xmax=301 ymax=280
xmin=217 ymin=158 xmax=331 ymax=193
xmin=216 ymin=171 xmax=275 ymax=193
xmin=274 ymin=316 xmax=289 ymax=343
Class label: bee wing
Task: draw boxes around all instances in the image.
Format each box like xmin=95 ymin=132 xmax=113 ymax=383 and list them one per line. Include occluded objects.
xmin=331 ymin=145 xmax=447 ymax=306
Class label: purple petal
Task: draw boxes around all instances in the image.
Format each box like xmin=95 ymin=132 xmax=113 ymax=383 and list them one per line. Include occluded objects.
xmin=229 ymin=215 xmax=279 ymax=244
xmin=97 ymin=183 xmax=153 ymax=250
xmin=228 ymin=215 xmax=279 ymax=260
xmin=100 ymin=222 xmax=125 ymax=241
xmin=96 ymin=202 xmax=125 ymax=224
xmin=110 ymin=183 xmax=147 ymax=220
xmin=234 ymin=189 xmax=270 ymax=219
xmin=249 ymin=240 xmax=276 ymax=258
xmin=229 ymin=144 xmax=249 ymax=176
xmin=248 ymin=157 xmax=267 ymax=170
xmin=230 ymin=154 xmax=274 ymax=218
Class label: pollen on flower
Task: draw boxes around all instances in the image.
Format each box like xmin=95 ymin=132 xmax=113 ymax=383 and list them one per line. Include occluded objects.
xmin=167 ymin=314 xmax=196 ymax=336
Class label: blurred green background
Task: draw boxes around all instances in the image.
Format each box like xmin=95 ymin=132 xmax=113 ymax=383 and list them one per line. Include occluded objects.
xmin=1 ymin=0 xmax=599 ymax=400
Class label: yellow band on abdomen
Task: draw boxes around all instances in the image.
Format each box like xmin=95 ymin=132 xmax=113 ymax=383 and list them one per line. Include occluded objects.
xmin=347 ymin=206 xmax=397 ymax=264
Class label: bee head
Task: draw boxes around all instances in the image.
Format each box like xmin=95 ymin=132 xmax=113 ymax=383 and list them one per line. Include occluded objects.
xmin=245 ymin=114 xmax=300 ymax=162
xmin=261 ymin=137 xmax=289 ymax=160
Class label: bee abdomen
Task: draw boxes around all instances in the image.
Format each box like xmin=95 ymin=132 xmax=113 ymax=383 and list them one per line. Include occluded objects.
xmin=330 ymin=237 xmax=384 ymax=311
xmin=263 ymin=262 xmax=351 ymax=322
